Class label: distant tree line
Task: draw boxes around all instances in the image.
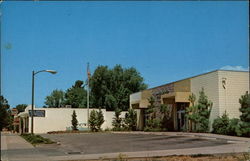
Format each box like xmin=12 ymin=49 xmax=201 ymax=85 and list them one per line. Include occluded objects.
xmin=0 ymin=96 xmax=12 ymax=131
xmin=44 ymin=64 xmax=147 ymax=111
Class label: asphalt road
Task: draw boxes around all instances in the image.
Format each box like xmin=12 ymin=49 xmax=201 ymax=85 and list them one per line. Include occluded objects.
xmin=37 ymin=133 xmax=229 ymax=156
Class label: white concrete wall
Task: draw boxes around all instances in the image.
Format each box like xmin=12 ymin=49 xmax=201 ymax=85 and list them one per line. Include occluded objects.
xmin=105 ymin=111 xmax=127 ymax=129
xmin=217 ymin=71 xmax=249 ymax=119
xmin=28 ymin=108 xmax=127 ymax=134
xmin=190 ymin=71 xmax=220 ymax=130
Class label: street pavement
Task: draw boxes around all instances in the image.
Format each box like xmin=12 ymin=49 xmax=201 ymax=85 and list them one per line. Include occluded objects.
xmin=1 ymin=131 xmax=250 ymax=161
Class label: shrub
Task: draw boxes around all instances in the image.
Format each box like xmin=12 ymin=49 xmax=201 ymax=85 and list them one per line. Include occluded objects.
xmin=212 ymin=111 xmax=229 ymax=135
xmin=21 ymin=134 xmax=54 ymax=145
xmin=71 ymin=110 xmax=78 ymax=131
xmin=144 ymin=96 xmax=162 ymax=131
xmin=124 ymin=109 xmax=137 ymax=131
xmin=96 ymin=108 xmax=104 ymax=130
xmin=112 ymin=108 xmax=123 ymax=131
xmin=227 ymin=118 xmax=241 ymax=136
xmin=160 ymin=104 xmax=171 ymax=131
xmin=212 ymin=112 xmax=229 ymax=135
xmin=89 ymin=109 xmax=104 ymax=132
xmin=89 ymin=110 xmax=98 ymax=132
xmin=212 ymin=112 xmax=243 ymax=136
xmin=144 ymin=118 xmax=162 ymax=132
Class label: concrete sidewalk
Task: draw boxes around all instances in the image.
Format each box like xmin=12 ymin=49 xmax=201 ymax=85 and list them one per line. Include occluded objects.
xmin=1 ymin=132 xmax=49 ymax=161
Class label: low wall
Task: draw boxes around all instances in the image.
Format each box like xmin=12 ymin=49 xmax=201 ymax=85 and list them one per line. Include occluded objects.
xmin=28 ymin=108 xmax=127 ymax=134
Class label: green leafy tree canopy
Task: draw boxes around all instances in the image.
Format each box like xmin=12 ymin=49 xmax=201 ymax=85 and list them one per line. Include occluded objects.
xmin=16 ymin=104 xmax=27 ymax=113
xmin=239 ymin=91 xmax=250 ymax=137
xmin=45 ymin=90 xmax=65 ymax=108
xmin=90 ymin=65 xmax=147 ymax=111
xmin=64 ymin=80 xmax=88 ymax=108
xmin=0 ymin=96 xmax=11 ymax=130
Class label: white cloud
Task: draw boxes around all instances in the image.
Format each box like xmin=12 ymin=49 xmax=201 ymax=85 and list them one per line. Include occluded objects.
xmin=220 ymin=65 xmax=249 ymax=71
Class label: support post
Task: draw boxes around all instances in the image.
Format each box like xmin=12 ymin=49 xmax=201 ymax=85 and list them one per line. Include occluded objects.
xmin=31 ymin=71 xmax=35 ymax=134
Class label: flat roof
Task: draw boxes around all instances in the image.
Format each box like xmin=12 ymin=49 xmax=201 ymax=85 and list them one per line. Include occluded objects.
xmin=147 ymin=69 xmax=249 ymax=90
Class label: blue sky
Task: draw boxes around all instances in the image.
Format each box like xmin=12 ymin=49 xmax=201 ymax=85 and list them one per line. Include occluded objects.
xmin=1 ymin=1 xmax=249 ymax=107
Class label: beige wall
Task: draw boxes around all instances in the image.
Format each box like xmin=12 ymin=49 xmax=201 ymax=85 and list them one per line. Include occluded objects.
xmin=129 ymin=70 xmax=249 ymax=131
xmin=191 ymin=70 xmax=249 ymax=130
xmin=174 ymin=79 xmax=191 ymax=92
xmin=28 ymin=108 xmax=127 ymax=134
xmin=191 ymin=71 xmax=220 ymax=129
xmin=217 ymin=71 xmax=249 ymax=119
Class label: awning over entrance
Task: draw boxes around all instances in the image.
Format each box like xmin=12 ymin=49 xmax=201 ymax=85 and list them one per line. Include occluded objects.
xmin=130 ymin=90 xmax=152 ymax=109
xmin=161 ymin=92 xmax=191 ymax=103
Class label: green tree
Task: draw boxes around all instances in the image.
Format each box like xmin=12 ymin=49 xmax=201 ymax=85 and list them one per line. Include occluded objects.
xmin=186 ymin=93 xmax=199 ymax=132
xmin=0 ymin=96 xmax=11 ymax=131
xmin=112 ymin=108 xmax=122 ymax=131
xmin=64 ymin=80 xmax=88 ymax=108
xmin=90 ymin=65 xmax=147 ymax=111
xmin=186 ymin=89 xmax=212 ymax=132
xmin=124 ymin=108 xmax=137 ymax=131
xmin=16 ymin=104 xmax=27 ymax=113
xmin=71 ymin=110 xmax=78 ymax=131
xmin=88 ymin=109 xmax=104 ymax=132
xmin=186 ymin=105 xmax=199 ymax=132
xmin=196 ymin=88 xmax=213 ymax=132
xmin=45 ymin=90 xmax=65 ymax=108
xmin=144 ymin=97 xmax=161 ymax=131
xmin=97 ymin=109 xmax=104 ymax=130
xmin=160 ymin=104 xmax=171 ymax=131
xmin=104 ymin=94 xmax=117 ymax=111
xmin=189 ymin=93 xmax=196 ymax=107
xmin=89 ymin=110 xmax=98 ymax=132
xmin=90 ymin=66 xmax=110 ymax=109
xmin=239 ymin=91 xmax=250 ymax=137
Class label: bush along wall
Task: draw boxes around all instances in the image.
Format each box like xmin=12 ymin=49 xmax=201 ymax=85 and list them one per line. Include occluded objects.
xmin=212 ymin=91 xmax=250 ymax=137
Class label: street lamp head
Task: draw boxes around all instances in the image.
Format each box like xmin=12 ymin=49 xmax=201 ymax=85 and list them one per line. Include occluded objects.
xmin=45 ymin=70 xmax=57 ymax=74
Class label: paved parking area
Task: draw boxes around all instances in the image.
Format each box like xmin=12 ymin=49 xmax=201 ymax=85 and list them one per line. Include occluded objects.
xmin=2 ymin=132 xmax=250 ymax=161
xmin=38 ymin=133 xmax=229 ymax=156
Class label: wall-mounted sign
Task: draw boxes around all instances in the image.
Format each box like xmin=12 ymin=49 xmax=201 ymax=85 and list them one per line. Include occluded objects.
xmin=28 ymin=110 xmax=45 ymax=117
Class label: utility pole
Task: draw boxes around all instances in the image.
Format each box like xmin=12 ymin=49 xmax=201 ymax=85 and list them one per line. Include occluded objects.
xmin=0 ymin=1 xmax=2 ymax=98
xmin=87 ymin=62 xmax=90 ymax=130
xmin=31 ymin=71 xmax=35 ymax=134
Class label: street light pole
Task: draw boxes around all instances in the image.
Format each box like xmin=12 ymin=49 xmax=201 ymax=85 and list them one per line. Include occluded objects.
xmin=31 ymin=69 xmax=57 ymax=134
xmin=0 ymin=1 xmax=2 ymax=98
xmin=31 ymin=71 xmax=35 ymax=134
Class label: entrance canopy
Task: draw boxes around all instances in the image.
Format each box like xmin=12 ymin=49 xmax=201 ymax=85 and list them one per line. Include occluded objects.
xmin=161 ymin=92 xmax=191 ymax=103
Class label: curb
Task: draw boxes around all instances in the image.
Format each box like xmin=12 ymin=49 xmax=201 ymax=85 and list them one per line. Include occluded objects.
xmin=112 ymin=131 xmax=250 ymax=143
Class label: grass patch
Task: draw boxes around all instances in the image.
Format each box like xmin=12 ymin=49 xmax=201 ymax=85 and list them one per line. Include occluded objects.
xmin=21 ymin=134 xmax=54 ymax=145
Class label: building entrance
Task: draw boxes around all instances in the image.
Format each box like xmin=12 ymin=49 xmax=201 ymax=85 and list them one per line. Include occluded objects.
xmin=176 ymin=103 xmax=189 ymax=131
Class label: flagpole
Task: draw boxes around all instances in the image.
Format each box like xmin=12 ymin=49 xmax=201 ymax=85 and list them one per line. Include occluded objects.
xmin=87 ymin=62 xmax=90 ymax=130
